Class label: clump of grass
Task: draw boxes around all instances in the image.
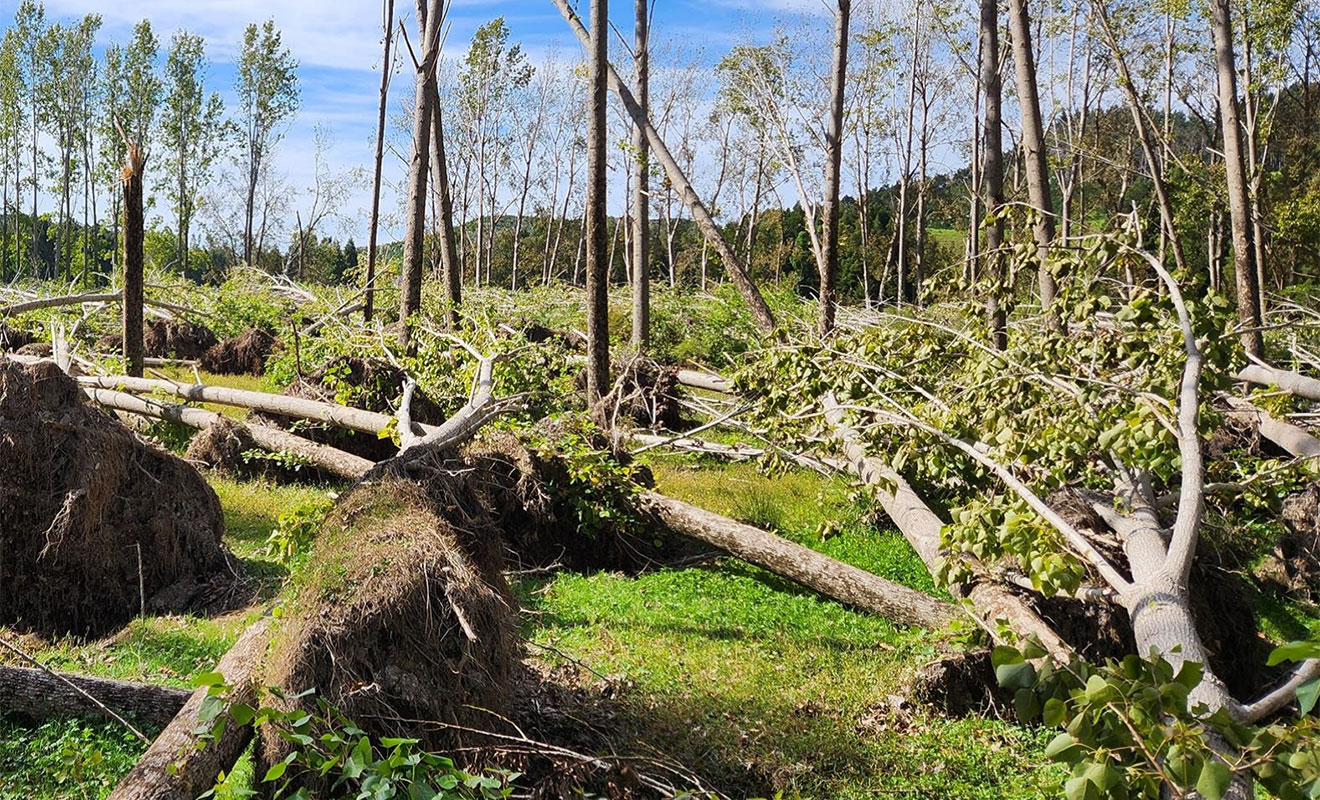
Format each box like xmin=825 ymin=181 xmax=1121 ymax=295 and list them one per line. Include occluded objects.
xmin=0 ymin=715 xmax=151 ymax=798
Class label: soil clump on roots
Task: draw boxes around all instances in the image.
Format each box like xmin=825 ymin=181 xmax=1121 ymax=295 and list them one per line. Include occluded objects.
xmin=200 ymin=327 xmax=278 ymax=376
xmin=259 ymin=475 xmax=517 ymax=791
xmin=0 ymin=357 xmax=230 ymax=636
xmin=143 ymin=318 xmax=219 ymax=359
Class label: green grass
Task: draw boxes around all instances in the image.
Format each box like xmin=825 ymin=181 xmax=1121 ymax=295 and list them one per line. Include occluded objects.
xmin=518 ymin=459 xmax=1053 ymax=798
xmin=0 ymin=715 xmax=151 ymax=800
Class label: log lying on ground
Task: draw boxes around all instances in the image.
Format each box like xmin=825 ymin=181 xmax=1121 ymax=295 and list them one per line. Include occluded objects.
xmin=639 ymin=490 xmax=957 ymax=628
xmin=108 ymin=620 xmax=269 ymax=800
xmin=0 ymin=291 xmax=122 ymax=316
xmin=79 ymin=374 xmax=429 ymax=438
xmin=675 ymin=369 xmax=734 ymax=395
xmin=85 ymin=387 xmax=374 ymax=480
xmin=1225 ymin=395 xmax=1320 ymax=458
xmin=1236 ymin=364 xmax=1320 ymax=402
xmin=0 ymin=665 xmax=187 ymax=727
xmin=823 ymin=397 xmax=1073 ymax=659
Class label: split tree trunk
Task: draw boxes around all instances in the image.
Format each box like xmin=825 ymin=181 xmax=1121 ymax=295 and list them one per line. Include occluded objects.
xmin=428 ymin=77 xmax=462 ymax=327
xmin=108 ymin=621 xmax=269 ymax=800
xmin=122 ymin=145 xmax=146 ymax=379
xmin=0 ymin=665 xmax=188 ymax=727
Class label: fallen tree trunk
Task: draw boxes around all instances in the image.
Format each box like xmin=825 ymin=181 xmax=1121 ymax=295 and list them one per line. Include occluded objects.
xmin=1224 ymin=395 xmax=1320 ymax=458
xmin=1236 ymin=364 xmax=1320 ymax=402
xmin=674 ymin=369 xmax=734 ymax=395
xmin=0 ymin=665 xmax=187 ymax=727
xmin=639 ymin=490 xmax=957 ymax=628
xmin=79 ymin=374 xmax=427 ymax=439
xmin=108 ymin=620 xmax=269 ymax=800
xmin=0 ymin=291 xmax=121 ymax=316
xmin=823 ymin=396 xmax=1073 ymax=659
xmin=85 ymin=387 xmax=375 ymax=480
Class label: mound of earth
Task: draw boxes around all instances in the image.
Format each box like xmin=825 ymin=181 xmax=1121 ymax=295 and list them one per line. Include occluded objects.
xmin=143 ymin=318 xmax=218 ymax=359
xmin=574 ymin=357 xmax=687 ymax=430
xmin=0 ymin=323 xmax=35 ymax=352
xmin=258 ymin=476 xmax=516 ymax=790
xmin=200 ymin=328 xmax=278 ymax=376
xmin=0 ymin=357 xmax=230 ymax=636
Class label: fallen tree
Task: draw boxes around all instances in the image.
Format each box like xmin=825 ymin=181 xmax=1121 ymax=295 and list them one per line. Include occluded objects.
xmin=1236 ymin=363 xmax=1320 ymax=401
xmin=639 ymin=490 xmax=956 ymax=628
xmin=0 ymin=664 xmax=187 ymax=727
xmin=108 ymin=620 xmax=270 ymax=800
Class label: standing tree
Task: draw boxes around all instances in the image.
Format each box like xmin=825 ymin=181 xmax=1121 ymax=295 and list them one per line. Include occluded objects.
xmin=14 ymin=0 xmax=46 ymax=277
xmin=429 ymin=73 xmax=462 ymax=326
xmin=160 ymin=30 xmax=225 ymax=278
xmin=397 ymin=0 xmax=443 ymax=349
xmin=1006 ymin=0 xmax=1059 ymax=321
xmin=110 ymin=20 xmax=160 ymax=379
xmin=1210 ymin=0 xmax=1265 ymax=358
xmin=363 ymin=0 xmax=394 ymax=324
xmin=631 ymin=0 xmax=650 ymax=349
xmin=0 ymin=31 xmax=21 ymax=279
xmin=980 ymin=0 xmax=1006 ymax=349
xmin=235 ymin=19 xmax=299 ymax=268
xmin=818 ymin=0 xmax=850 ymax=334
xmin=585 ymin=0 xmax=610 ymax=405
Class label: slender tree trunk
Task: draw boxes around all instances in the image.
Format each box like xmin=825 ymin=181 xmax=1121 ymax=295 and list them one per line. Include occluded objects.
xmin=819 ymin=0 xmax=850 ymax=334
xmin=398 ymin=0 xmax=442 ymax=349
xmin=1006 ymin=0 xmax=1059 ymax=322
xmin=429 ymin=79 xmax=462 ymax=326
xmin=585 ymin=0 xmax=610 ymax=406
xmin=364 ymin=0 xmax=395 ymax=324
xmin=981 ymin=0 xmax=1007 ymax=350
xmin=631 ymin=0 xmax=651 ymax=350
xmin=1211 ymin=0 xmax=1264 ymax=358
xmin=896 ymin=12 xmax=919 ymax=305
xmin=121 ymin=144 xmax=146 ymax=379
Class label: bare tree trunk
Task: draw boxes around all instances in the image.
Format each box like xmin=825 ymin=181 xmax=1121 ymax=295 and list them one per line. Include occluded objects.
xmin=551 ymin=0 xmax=777 ymax=334
xmin=429 ymin=79 xmax=462 ymax=327
xmin=819 ymin=0 xmax=850 ymax=334
xmin=107 ymin=621 xmax=269 ymax=800
xmin=121 ymin=144 xmax=146 ymax=379
xmin=1211 ymin=0 xmax=1264 ymax=358
xmin=1006 ymin=0 xmax=1058 ymax=323
xmin=364 ymin=0 xmax=395 ymax=324
xmin=631 ymin=0 xmax=651 ymax=351
xmin=0 ymin=665 xmax=188 ymax=727
xmin=641 ymin=491 xmax=956 ymax=628
xmin=398 ymin=0 xmax=443 ymax=350
xmin=981 ymin=0 xmax=1007 ymax=350
xmin=585 ymin=0 xmax=610 ymax=405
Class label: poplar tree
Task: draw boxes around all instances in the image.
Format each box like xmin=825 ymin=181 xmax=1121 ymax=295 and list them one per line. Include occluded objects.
xmin=160 ymin=30 xmax=225 ymax=276
xmin=235 ymin=19 xmax=299 ymax=267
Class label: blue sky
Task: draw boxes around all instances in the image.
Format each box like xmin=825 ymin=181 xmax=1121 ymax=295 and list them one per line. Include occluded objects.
xmin=0 ymin=0 xmax=828 ymax=247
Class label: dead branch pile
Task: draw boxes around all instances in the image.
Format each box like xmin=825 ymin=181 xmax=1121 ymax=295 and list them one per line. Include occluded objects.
xmin=200 ymin=328 xmax=279 ymax=376
xmin=256 ymin=356 xmax=444 ymax=460
xmin=258 ymin=476 xmax=517 ymax=791
xmin=0 ymin=357 xmax=230 ymax=636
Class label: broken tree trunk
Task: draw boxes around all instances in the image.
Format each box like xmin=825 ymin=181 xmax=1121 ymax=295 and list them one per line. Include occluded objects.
xmin=0 ymin=665 xmax=187 ymax=727
xmin=84 ymin=387 xmax=375 ymax=480
xmin=824 ymin=396 xmax=1073 ymax=659
xmin=1224 ymin=395 xmax=1320 ymax=458
xmin=107 ymin=620 xmax=269 ymax=800
xmin=549 ymin=0 xmax=777 ymax=335
xmin=639 ymin=490 xmax=956 ymax=628
xmin=122 ymin=143 xmax=146 ymax=379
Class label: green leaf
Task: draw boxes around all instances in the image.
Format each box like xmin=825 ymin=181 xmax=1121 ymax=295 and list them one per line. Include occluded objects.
xmin=1267 ymin=641 xmax=1320 ymax=666
xmin=1064 ymin=775 xmax=1096 ymax=800
xmin=991 ymin=646 xmax=1024 ymax=669
xmin=1044 ymin=733 xmax=1080 ymax=762
xmin=1298 ymin=677 xmax=1320 ymax=715
xmin=1014 ymin=688 xmax=1040 ymax=721
xmin=262 ymin=752 xmax=297 ymax=783
xmin=1196 ymin=759 xmax=1231 ymax=800
xmin=995 ymin=661 xmax=1037 ymax=691
xmin=1042 ymin=697 xmax=1067 ymax=727
xmin=193 ymin=671 xmax=225 ymax=689
xmin=229 ymin=703 xmax=255 ymax=727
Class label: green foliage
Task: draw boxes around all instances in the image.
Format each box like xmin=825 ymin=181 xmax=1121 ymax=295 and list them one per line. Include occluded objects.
xmin=264 ymin=493 xmax=336 ymax=565
xmin=530 ymin=418 xmax=647 ymax=538
xmin=195 ymin=680 xmax=516 ymax=800
xmin=993 ymin=642 xmax=1320 ymax=800
xmin=0 ymin=714 xmax=148 ymax=798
